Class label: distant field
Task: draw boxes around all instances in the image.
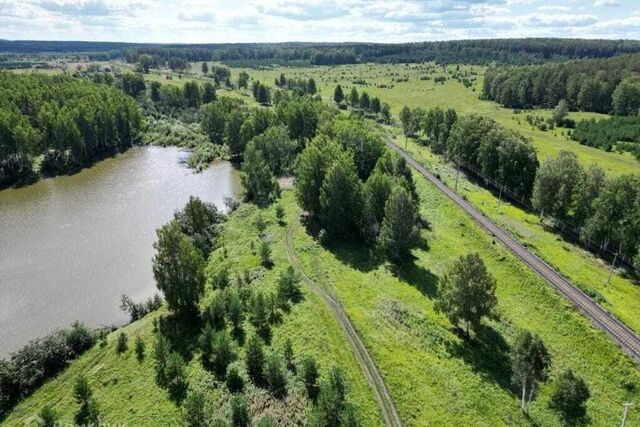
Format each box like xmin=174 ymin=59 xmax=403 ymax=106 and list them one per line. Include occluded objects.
xmin=229 ymin=62 xmax=639 ymax=176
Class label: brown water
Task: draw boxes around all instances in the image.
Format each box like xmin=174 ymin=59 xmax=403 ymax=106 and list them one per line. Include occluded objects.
xmin=0 ymin=146 xmax=241 ymax=356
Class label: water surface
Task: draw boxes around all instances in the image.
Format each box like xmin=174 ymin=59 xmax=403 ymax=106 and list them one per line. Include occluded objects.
xmin=0 ymin=146 xmax=241 ymax=356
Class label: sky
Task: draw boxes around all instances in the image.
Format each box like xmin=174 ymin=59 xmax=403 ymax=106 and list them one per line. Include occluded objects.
xmin=0 ymin=0 xmax=639 ymax=43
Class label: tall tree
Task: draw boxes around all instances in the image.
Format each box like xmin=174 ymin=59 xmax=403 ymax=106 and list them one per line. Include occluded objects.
xmin=511 ymin=330 xmax=552 ymax=412
xmin=319 ymin=156 xmax=363 ymax=239
xmin=379 ymin=185 xmax=421 ymax=260
xmin=241 ymin=142 xmax=279 ymax=206
xmin=434 ymin=253 xmax=497 ymax=336
xmin=201 ymin=61 xmax=209 ymax=75
xmin=532 ymin=151 xmax=582 ymax=221
xmin=152 ymin=220 xmax=205 ymax=316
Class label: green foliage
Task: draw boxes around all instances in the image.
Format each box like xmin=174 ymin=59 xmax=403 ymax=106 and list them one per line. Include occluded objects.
xmin=549 ymin=370 xmax=590 ymax=426
xmin=164 ymin=352 xmax=188 ymax=400
xmin=241 ymin=142 xmax=280 ymax=206
xmin=260 ymin=240 xmax=273 ymax=268
xmin=249 ymin=125 xmax=297 ymax=175
xmin=116 ymin=332 xmax=128 ymax=354
xmin=231 ymin=395 xmax=250 ymax=427
xmin=511 ymin=330 xmax=552 ymax=412
xmin=0 ymin=72 xmax=142 ymax=185
xmin=226 ymin=365 xmax=244 ymax=393
xmin=276 ymin=266 xmax=303 ymax=308
xmin=265 ymin=353 xmax=287 ymax=398
xmin=319 ymin=156 xmax=363 ymax=239
xmin=296 ymin=136 xmax=345 ymax=216
xmin=73 ymin=375 xmax=100 ymax=427
xmin=532 ymin=151 xmax=583 ymax=220
xmin=379 ymin=185 xmax=421 ymax=260
xmin=152 ymin=220 xmax=206 ymax=316
xmin=135 ymin=335 xmax=145 ymax=362
xmin=245 ymin=335 xmax=265 ymax=386
xmin=310 ymin=367 xmax=358 ymax=427
xmin=572 ymin=115 xmax=640 ymax=158
xmin=211 ymin=329 xmax=235 ymax=379
xmin=39 ymin=405 xmax=58 ymax=427
xmin=334 ymin=85 xmax=344 ymax=103
xmin=183 ymin=390 xmax=206 ymax=427
xmin=174 ymin=196 xmax=224 ymax=256
xmin=301 ymin=356 xmax=320 ymax=402
xmin=435 ymin=253 xmax=497 ymax=335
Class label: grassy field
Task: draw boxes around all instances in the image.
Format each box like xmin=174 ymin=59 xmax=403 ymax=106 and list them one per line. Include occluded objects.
xmin=228 ymin=62 xmax=639 ymax=176
xmin=281 ymin=178 xmax=640 ymax=426
xmin=3 ymin=202 xmax=383 ymax=427
xmin=394 ymin=133 xmax=640 ymax=336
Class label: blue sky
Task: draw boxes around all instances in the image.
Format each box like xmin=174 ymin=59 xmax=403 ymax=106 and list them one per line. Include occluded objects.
xmin=1 ymin=0 xmax=639 ymax=43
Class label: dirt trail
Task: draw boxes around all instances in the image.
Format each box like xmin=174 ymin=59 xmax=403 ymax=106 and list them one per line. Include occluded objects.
xmin=284 ymin=224 xmax=403 ymax=427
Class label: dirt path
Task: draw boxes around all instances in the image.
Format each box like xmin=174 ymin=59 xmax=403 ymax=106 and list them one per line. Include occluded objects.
xmin=284 ymin=224 xmax=403 ymax=427
xmin=387 ymin=140 xmax=640 ymax=364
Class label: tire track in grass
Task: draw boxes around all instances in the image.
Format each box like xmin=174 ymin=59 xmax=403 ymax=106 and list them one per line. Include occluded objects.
xmin=284 ymin=223 xmax=403 ymax=427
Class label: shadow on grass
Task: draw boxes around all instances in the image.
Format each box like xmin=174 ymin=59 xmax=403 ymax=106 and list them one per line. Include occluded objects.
xmin=388 ymin=257 xmax=439 ymax=298
xmin=158 ymin=312 xmax=202 ymax=361
xmin=446 ymin=324 xmax=513 ymax=392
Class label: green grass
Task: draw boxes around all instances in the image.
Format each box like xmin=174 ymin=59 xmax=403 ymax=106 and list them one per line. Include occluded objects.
xmin=233 ymin=62 xmax=639 ymax=176
xmin=397 ymin=133 xmax=640 ymax=336
xmin=3 ymin=202 xmax=383 ymax=426
xmin=281 ymin=182 xmax=640 ymax=426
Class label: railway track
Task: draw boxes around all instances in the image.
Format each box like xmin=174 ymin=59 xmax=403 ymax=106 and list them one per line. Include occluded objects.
xmin=285 ymin=224 xmax=403 ymax=427
xmin=387 ymin=140 xmax=640 ymax=364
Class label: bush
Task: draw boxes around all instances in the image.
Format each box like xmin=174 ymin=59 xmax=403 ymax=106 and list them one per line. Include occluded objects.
xmin=116 ymin=332 xmax=128 ymax=354
xmin=40 ymin=405 xmax=58 ymax=427
xmin=226 ymin=365 xmax=245 ymax=393
xmin=64 ymin=322 xmax=96 ymax=357
xmin=231 ymin=395 xmax=250 ymax=427
xmin=183 ymin=390 xmax=206 ymax=427
xmin=265 ymin=353 xmax=287 ymax=398
xmin=135 ymin=336 xmax=145 ymax=362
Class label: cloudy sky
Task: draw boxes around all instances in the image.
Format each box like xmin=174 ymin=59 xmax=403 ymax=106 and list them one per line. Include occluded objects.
xmin=0 ymin=0 xmax=639 ymax=43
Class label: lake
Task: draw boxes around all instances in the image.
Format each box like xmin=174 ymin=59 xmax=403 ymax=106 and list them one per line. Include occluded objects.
xmin=0 ymin=146 xmax=241 ymax=357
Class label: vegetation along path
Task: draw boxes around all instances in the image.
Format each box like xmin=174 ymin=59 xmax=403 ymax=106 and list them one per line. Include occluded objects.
xmin=285 ymin=223 xmax=403 ymax=427
xmin=386 ymin=140 xmax=640 ymax=365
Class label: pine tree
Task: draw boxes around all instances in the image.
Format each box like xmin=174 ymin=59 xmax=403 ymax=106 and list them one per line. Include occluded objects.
xmin=319 ymin=158 xmax=363 ymax=239
xmin=245 ymin=335 xmax=265 ymax=386
xmin=334 ymin=85 xmax=344 ymax=103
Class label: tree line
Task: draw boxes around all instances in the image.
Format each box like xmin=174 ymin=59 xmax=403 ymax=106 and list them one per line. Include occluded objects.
xmin=401 ymin=107 xmax=539 ymax=200
xmin=532 ymin=151 xmax=640 ymax=267
xmin=403 ymin=104 xmax=640 ymax=269
xmin=483 ymin=53 xmax=640 ymax=114
xmin=0 ymin=72 xmax=142 ymax=186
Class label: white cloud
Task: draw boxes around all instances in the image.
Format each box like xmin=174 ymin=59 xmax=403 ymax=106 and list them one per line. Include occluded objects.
xmin=594 ymin=0 xmax=621 ymax=7
xmin=0 ymin=0 xmax=637 ymax=42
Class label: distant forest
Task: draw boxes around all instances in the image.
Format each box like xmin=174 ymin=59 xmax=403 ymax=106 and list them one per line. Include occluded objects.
xmin=3 ymin=38 xmax=640 ymax=66
xmin=483 ymin=53 xmax=640 ymax=114
xmin=0 ymin=73 xmax=142 ymax=186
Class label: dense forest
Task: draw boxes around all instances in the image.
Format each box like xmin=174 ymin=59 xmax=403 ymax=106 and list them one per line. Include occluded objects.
xmin=482 ymin=53 xmax=640 ymax=113
xmin=0 ymin=72 xmax=142 ymax=186
xmin=3 ymin=38 xmax=640 ymax=66
xmin=571 ymin=116 xmax=640 ymax=158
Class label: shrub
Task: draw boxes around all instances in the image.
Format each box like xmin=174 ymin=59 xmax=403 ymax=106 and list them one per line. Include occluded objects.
xmin=231 ymin=395 xmax=250 ymax=427
xmin=265 ymin=353 xmax=287 ymax=398
xmin=40 ymin=405 xmax=58 ymax=427
xmin=183 ymin=390 xmax=206 ymax=427
xmin=116 ymin=332 xmax=128 ymax=354
xmin=226 ymin=365 xmax=244 ymax=393
xmin=135 ymin=336 xmax=145 ymax=362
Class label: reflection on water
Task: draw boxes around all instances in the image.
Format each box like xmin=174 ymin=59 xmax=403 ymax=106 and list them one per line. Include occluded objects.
xmin=0 ymin=146 xmax=241 ymax=356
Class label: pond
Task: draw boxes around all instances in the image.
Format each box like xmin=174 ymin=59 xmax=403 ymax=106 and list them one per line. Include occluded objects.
xmin=0 ymin=146 xmax=241 ymax=356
